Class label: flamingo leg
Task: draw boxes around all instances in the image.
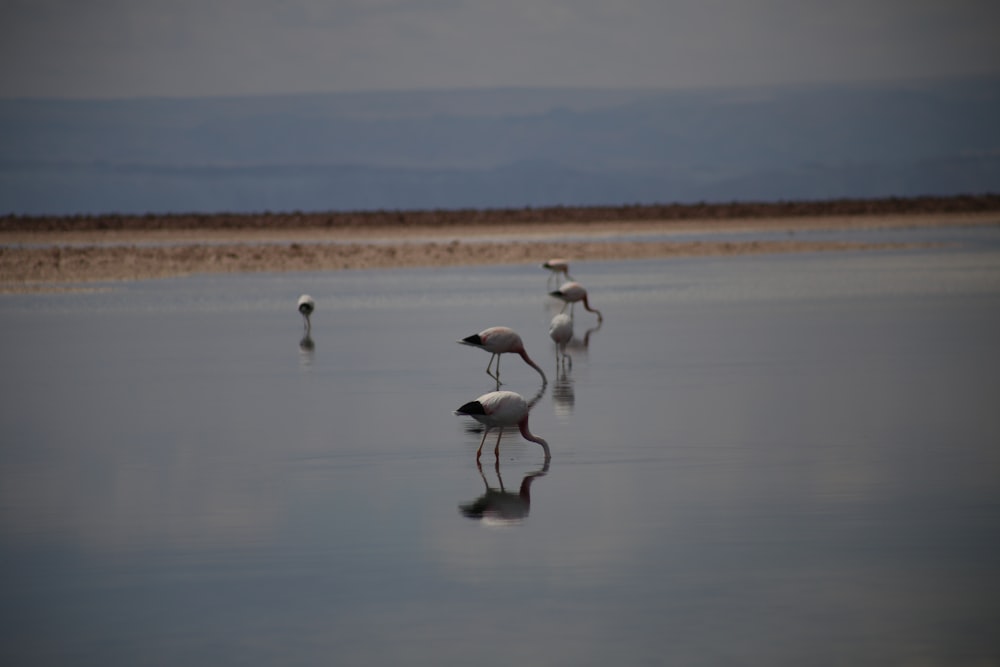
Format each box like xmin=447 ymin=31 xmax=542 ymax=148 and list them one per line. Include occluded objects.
xmin=485 ymin=353 xmax=502 ymax=386
xmin=476 ymin=428 xmax=490 ymax=462
xmin=493 ymin=428 xmax=504 ymax=460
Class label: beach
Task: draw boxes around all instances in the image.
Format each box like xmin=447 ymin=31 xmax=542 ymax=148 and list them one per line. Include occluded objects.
xmin=2 ymin=196 xmax=999 ymax=290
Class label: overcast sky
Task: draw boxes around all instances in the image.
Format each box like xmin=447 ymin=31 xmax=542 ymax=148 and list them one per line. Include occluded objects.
xmin=1 ymin=0 xmax=998 ymax=99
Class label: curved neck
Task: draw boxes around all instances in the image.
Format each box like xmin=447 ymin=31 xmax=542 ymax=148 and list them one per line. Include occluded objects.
xmin=581 ymin=296 xmax=603 ymax=321
xmin=519 ymin=350 xmax=548 ymax=384
xmin=519 ymin=417 xmax=551 ymax=460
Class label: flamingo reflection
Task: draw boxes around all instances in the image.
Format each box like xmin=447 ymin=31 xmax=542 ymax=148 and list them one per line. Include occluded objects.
xmin=566 ymin=319 xmax=602 ymax=359
xmin=298 ymin=333 xmax=315 ymax=366
xmin=460 ymin=459 xmax=550 ymax=524
xmin=455 ymin=386 xmax=550 ymax=462
xmin=551 ymin=364 xmax=575 ymax=417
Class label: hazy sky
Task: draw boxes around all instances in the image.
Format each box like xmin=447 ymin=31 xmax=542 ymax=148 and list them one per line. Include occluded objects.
xmin=1 ymin=0 xmax=998 ymax=99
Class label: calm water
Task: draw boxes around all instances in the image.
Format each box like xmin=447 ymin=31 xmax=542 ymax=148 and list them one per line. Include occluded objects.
xmin=2 ymin=232 xmax=1000 ymax=665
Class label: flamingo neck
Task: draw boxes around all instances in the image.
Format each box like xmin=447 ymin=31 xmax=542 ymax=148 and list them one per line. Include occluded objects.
xmin=582 ymin=296 xmax=603 ymax=321
xmin=519 ymin=349 xmax=548 ymax=384
xmin=519 ymin=417 xmax=551 ymax=460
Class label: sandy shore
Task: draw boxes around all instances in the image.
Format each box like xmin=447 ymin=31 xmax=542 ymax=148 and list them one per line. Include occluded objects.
xmin=2 ymin=199 xmax=999 ymax=292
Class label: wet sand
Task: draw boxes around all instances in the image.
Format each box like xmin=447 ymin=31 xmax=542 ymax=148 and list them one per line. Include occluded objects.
xmin=2 ymin=197 xmax=999 ymax=291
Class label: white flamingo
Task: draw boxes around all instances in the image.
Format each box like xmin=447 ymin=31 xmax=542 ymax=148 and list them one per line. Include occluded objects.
xmin=297 ymin=294 xmax=315 ymax=334
xmin=457 ymin=326 xmax=547 ymax=386
xmin=549 ymin=281 xmax=603 ymax=321
xmin=455 ymin=390 xmax=551 ymax=462
xmin=548 ymin=312 xmax=573 ymax=369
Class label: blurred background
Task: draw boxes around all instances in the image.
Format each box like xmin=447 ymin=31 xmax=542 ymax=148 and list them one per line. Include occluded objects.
xmin=1 ymin=0 xmax=998 ymax=215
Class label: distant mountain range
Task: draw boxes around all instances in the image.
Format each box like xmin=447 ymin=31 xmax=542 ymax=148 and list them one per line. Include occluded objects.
xmin=2 ymin=78 xmax=998 ymax=215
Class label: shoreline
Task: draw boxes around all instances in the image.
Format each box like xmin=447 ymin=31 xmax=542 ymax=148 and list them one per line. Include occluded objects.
xmin=2 ymin=206 xmax=999 ymax=293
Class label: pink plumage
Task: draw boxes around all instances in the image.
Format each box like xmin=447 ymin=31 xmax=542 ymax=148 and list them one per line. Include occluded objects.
xmin=455 ymin=390 xmax=551 ymax=462
xmin=549 ymin=281 xmax=603 ymax=321
xmin=457 ymin=326 xmax=547 ymax=386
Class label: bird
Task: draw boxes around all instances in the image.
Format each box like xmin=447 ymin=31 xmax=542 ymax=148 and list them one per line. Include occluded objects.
xmin=542 ymin=258 xmax=572 ymax=287
xmin=457 ymin=326 xmax=547 ymax=387
xmin=548 ymin=312 xmax=573 ymax=369
xmin=455 ymin=390 xmax=551 ymax=462
xmin=297 ymin=294 xmax=315 ymax=334
xmin=549 ymin=281 xmax=603 ymax=321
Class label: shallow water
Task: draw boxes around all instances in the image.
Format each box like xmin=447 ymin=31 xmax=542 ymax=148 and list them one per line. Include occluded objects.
xmin=2 ymin=234 xmax=1000 ymax=666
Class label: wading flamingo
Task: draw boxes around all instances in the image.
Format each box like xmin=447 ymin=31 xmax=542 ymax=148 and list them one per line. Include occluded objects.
xmin=548 ymin=312 xmax=573 ymax=369
xmin=297 ymin=294 xmax=315 ymax=333
xmin=455 ymin=390 xmax=551 ymax=462
xmin=542 ymin=259 xmax=572 ymax=287
xmin=549 ymin=281 xmax=603 ymax=321
xmin=457 ymin=326 xmax=547 ymax=387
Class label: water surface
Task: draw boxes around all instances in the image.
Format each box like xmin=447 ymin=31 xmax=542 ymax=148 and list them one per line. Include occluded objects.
xmin=2 ymin=234 xmax=999 ymax=665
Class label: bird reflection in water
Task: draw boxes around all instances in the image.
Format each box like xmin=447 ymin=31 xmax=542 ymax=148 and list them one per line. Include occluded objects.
xmin=455 ymin=385 xmax=550 ymax=462
xmin=565 ymin=319 xmax=602 ymax=361
xmin=298 ymin=333 xmax=315 ymax=366
xmin=460 ymin=459 xmax=550 ymax=525
xmin=551 ymin=365 xmax=575 ymax=418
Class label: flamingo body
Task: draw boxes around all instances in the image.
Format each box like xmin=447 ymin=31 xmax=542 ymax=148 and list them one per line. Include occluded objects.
xmin=548 ymin=312 xmax=573 ymax=367
xmin=542 ymin=258 xmax=572 ymax=286
xmin=455 ymin=390 xmax=551 ymax=461
xmin=297 ymin=294 xmax=315 ymax=333
xmin=457 ymin=326 xmax=547 ymax=385
xmin=548 ymin=313 xmax=573 ymax=346
xmin=549 ymin=281 xmax=603 ymax=321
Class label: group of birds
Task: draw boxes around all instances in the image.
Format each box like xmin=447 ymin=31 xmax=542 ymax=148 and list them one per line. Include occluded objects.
xmin=453 ymin=259 xmax=603 ymax=464
xmin=295 ymin=259 xmax=603 ymax=465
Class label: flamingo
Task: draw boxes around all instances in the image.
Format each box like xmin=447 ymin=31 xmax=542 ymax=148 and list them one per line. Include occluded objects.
xmin=455 ymin=390 xmax=551 ymax=462
xmin=548 ymin=312 xmax=573 ymax=369
xmin=297 ymin=294 xmax=315 ymax=334
xmin=457 ymin=326 xmax=547 ymax=386
xmin=549 ymin=281 xmax=603 ymax=321
xmin=542 ymin=258 xmax=572 ymax=287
